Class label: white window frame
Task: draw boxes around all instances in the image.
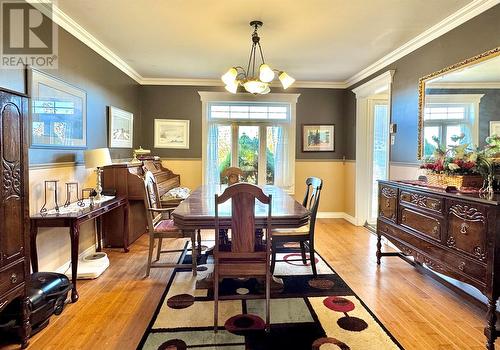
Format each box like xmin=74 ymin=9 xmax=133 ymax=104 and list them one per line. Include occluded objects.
xmin=199 ymin=91 xmax=300 ymax=193
xmin=423 ymin=94 xmax=484 ymax=153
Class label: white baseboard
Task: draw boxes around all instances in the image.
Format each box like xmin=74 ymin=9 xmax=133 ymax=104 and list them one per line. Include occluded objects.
xmin=54 ymin=245 xmax=97 ymax=274
xmin=317 ymin=212 xmax=359 ymax=226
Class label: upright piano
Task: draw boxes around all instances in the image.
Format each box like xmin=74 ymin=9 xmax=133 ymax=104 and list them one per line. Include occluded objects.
xmin=102 ymin=159 xmax=181 ymax=249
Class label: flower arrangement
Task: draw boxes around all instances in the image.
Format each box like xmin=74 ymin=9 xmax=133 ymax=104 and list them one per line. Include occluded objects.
xmin=420 ymin=134 xmax=498 ymax=177
xmin=419 ymin=134 xmax=500 ymax=190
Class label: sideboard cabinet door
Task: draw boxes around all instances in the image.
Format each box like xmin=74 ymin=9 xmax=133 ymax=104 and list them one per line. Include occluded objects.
xmin=446 ymin=200 xmax=488 ymax=263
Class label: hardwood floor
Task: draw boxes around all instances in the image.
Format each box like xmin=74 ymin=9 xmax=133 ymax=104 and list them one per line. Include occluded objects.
xmin=1 ymin=219 xmax=495 ymax=349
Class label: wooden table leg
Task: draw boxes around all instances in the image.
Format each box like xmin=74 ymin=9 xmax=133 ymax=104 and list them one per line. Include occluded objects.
xmin=485 ymin=296 xmax=499 ymax=350
xmin=96 ymin=217 xmax=103 ymax=252
xmin=123 ymin=202 xmax=129 ymax=252
xmin=30 ymin=221 xmax=39 ymax=273
xmin=70 ymin=222 xmax=80 ymax=303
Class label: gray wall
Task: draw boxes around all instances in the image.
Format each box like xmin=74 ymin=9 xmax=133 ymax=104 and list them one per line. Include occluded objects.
xmin=348 ymin=4 xmax=500 ymax=164
xmin=0 ymin=18 xmax=140 ymax=164
xmin=139 ymin=85 xmax=354 ymax=160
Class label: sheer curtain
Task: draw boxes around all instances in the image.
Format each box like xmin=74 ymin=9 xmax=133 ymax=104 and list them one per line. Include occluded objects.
xmin=274 ymin=126 xmax=294 ymax=192
xmin=205 ymin=123 xmax=220 ymax=186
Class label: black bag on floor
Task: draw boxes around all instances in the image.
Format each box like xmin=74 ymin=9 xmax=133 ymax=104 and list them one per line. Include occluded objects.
xmin=0 ymin=272 xmax=72 ymax=337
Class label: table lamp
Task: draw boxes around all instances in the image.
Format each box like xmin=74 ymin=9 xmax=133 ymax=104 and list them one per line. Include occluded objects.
xmin=84 ymin=148 xmax=112 ymax=201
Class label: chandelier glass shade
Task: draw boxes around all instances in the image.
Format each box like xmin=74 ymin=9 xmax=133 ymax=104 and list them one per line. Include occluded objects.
xmin=221 ymin=21 xmax=295 ymax=94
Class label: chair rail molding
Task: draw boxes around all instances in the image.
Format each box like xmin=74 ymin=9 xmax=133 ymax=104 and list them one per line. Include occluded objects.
xmin=352 ymin=70 xmax=395 ymax=226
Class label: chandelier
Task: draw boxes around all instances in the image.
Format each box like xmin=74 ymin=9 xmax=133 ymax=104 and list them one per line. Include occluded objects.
xmin=221 ymin=21 xmax=295 ymax=94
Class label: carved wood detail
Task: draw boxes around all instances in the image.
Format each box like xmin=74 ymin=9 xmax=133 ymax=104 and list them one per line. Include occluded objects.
xmin=446 ymin=236 xmax=456 ymax=248
xmin=449 ymin=204 xmax=485 ymax=223
xmin=381 ymin=187 xmax=396 ymax=198
xmin=2 ymin=159 xmax=21 ymax=199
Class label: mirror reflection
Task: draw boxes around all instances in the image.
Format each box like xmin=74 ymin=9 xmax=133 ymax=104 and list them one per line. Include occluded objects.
xmin=421 ymin=53 xmax=500 ymax=158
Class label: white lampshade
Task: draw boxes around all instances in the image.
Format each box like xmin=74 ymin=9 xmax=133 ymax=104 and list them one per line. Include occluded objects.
xmin=221 ymin=67 xmax=238 ymax=85
xmin=84 ymin=148 xmax=112 ymax=169
xmin=261 ymin=86 xmax=271 ymax=94
xmin=279 ymin=71 xmax=295 ymax=89
xmin=225 ymin=80 xmax=238 ymax=94
xmin=243 ymin=79 xmax=268 ymax=94
xmin=259 ymin=64 xmax=275 ymax=83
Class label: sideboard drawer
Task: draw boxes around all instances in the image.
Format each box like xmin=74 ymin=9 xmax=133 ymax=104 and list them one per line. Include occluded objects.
xmin=379 ymin=185 xmax=397 ymax=222
xmin=0 ymin=260 xmax=25 ymax=297
xmin=378 ymin=221 xmax=486 ymax=285
xmin=400 ymin=190 xmax=443 ymax=215
xmin=400 ymin=207 xmax=442 ymax=241
xmin=446 ymin=201 xmax=488 ymax=262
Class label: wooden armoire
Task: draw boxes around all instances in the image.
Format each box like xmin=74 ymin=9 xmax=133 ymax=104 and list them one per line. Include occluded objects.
xmin=0 ymin=88 xmax=31 ymax=347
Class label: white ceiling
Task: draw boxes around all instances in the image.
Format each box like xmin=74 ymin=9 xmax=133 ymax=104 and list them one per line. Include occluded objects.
xmin=56 ymin=0 xmax=484 ymax=83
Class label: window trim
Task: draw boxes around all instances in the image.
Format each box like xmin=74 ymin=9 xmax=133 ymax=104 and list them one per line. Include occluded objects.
xmin=199 ymin=91 xmax=300 ymax=193
xmin=424 ymin=94 xmax=484 ymax=149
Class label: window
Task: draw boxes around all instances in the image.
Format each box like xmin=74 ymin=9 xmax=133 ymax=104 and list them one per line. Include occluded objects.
xmin=423 ymin=94 xmax=483 ymax=158
xmin=199 ymin=92 xmax=299 ymax=193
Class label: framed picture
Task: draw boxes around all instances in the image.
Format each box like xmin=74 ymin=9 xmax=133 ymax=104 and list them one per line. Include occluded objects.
xmin=490 ymin=121 xmax=500 ymax=137
xmin=29 ymin=69 xmax=87 ymax=148
xmin=108 ymin=106 xmax=133 ymax=148
xmin=302 ymin=124 xmax=335 ymax=152
xmin=154 ymin=119 xmax=190 ymax=149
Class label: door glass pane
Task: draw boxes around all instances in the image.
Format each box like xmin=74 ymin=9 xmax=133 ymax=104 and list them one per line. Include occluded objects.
xmin=238 ymin=125 xmax=259 ymax=184
xmin=217 ymin=125 xmax=232 ymax=184
xmin=423 ymin=126 xmax=440 ymax=158
xmin=266 ymin=126 xmax=281 ymax=185
xmin=371 ymin=104 xmax=389 ymax=221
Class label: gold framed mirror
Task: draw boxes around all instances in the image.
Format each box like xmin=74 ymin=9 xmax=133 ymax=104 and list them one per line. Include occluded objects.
xmin=417 ymin=47 xmax=500 ymax=159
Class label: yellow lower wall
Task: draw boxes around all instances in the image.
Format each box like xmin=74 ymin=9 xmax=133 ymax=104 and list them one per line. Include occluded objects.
xmin=29 ymin=164 xmax=96 ymax=272
xmin=162 ymin=158 xmax=356 ymax=215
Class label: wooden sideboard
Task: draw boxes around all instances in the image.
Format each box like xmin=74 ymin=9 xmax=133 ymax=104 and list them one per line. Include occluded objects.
xmin=0 ymin=88 xmax=31 ymax=347
xmin=376 ymin=180 xmax=499 ymax=349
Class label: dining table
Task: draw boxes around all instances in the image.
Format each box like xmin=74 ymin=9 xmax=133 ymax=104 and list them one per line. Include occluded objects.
xmin=171 ymin=184 xmax=310 ymax=231
xmin=171 ymin=184 xmax=310 ymax=288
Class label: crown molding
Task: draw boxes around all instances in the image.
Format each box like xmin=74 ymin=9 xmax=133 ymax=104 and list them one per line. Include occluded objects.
xmin=30 ymin=0 xmax=499 ymax=89
xmin=27 ymin=0 xmax=143 ymax=83
xmin=345 ymin=0 xmax=500 ymax=88
xmin=140 ymin=77 xmax=347 ymax=88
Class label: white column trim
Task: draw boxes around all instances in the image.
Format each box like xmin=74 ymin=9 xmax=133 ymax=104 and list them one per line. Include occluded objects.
xmin=353 ymin=70 xmax=395 ymax=226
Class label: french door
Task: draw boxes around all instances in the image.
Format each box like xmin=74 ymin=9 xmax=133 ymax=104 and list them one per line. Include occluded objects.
xmin=215 ymin=123 xmax=282 ymax=186
xmin=368 ymin=100 xmax=390 ymax=224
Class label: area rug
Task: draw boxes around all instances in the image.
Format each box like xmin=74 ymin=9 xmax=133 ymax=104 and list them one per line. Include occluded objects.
xmin=138 ymin=240 xmax=403 ymax=350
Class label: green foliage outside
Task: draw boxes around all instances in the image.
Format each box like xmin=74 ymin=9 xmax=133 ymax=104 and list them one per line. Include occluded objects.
xmin=218 ymin=132 xmax=275 ymax=184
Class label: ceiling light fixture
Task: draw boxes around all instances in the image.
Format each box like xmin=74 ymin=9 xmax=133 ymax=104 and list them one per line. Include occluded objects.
xmin=221 ymin=21 xmax=295 ymax=94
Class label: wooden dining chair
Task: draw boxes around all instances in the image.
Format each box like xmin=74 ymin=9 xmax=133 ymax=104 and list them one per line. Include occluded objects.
xmin=270 ymin=177 xmax=323 ymax=277
xmin=213 ymin=183 xmax=272 ymax=332
xmin=221 ymin=166 xmax=243 ymax=185
xmin=142 ymin=171 xmax=197 ymax=277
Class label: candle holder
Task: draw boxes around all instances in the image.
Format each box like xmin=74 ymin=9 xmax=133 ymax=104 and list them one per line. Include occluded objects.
xmin=81 ymin=188 xmax=97 ymax=207
xmin=64 ymin=182 xmax=84 ymax=207
xmin=40 ymin=180 xmax=60 ymax=214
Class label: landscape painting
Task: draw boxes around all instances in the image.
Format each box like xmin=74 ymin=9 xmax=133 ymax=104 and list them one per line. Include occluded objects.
xmin=302 ymin=124 xmax=335 ymax=152
xmin=154 ymin=119 xmax=190 ymax=149
xmin=30 ymin=69 xmax=87 ymax=148
xmin=109 ymin=106 xmax=133 ymax=148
